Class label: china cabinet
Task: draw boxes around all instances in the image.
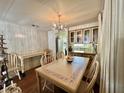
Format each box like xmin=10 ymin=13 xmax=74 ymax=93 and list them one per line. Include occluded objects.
xmin=69 ymin=26 xmax=98 ymax=44
xmin=69 ymin=30 xmax=82 ymax=44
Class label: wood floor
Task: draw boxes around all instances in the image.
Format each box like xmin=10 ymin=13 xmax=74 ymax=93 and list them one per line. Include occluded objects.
xmin=13 ymin=68 xmax=67 ymax=93
xmin=13 ymin=68 xmax=99 ymax=93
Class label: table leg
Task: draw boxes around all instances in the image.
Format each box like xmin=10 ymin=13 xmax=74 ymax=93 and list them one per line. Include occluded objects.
xmin=18 ymin=56 xmax=24 ymax=73
xmin=36 ymin=72 xmax=41 ymax=93
xmin=20 ymin=58 xmax=24 ymax=73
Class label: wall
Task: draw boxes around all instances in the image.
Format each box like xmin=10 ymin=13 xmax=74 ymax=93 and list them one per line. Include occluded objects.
xmin=48 ymin=30 xmax=68 ymax=57
xmin=0 ymin=21 xmax=48 ymax=54
xmin=69 ymin=22 xmax=98 ymax=30
xmin=48 ymin=31 xmax=56 ymax=57
xmin=0 ymin=21 xmax=48 ymax=71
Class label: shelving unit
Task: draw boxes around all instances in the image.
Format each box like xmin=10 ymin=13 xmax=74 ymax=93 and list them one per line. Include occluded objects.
xmin=68 ymin=26 xmax=98 ymax=55
xmin=0 ymin=35 xmax=11 ymax=89
xmin=0 ymin=35 xmax=7 ymax=53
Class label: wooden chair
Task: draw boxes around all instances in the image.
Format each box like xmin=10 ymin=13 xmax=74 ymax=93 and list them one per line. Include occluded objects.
xmin=7 ymin=53 xmax=21 ymax=80
xmin=2 ymin=81 xmax=22 ymax=93
xmin=84 ymin=55 xmax=98 ymax=78
xmin=40 ymin=53 xmax=54 ymax=92
xmin=43 ymin=49 xmax=53 ymax=56
xmin=40 ymin=54 xmax=54 ymax=66
xmin=77 ymin=61 xmax=99 ymax=93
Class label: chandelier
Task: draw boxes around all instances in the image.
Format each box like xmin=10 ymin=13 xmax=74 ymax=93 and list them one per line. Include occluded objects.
xmin=53 ymin=13 xmax=66 ymax=32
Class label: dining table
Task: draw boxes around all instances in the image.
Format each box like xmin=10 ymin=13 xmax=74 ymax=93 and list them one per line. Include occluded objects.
xmin=35 ymin=56 xmax=89 ymax=93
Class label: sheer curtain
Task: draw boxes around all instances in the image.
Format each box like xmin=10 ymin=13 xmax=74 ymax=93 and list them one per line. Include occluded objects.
xmin=99 ymin=0 xmax=124 ymax=93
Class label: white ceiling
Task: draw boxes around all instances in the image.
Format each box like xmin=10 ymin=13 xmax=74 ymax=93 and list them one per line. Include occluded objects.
xmin=0 ymin=0 xmax=101 ymax=31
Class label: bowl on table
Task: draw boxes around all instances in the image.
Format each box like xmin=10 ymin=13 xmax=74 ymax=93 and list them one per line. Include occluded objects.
xmin=65 ymin=56 xmax=73 ymax=63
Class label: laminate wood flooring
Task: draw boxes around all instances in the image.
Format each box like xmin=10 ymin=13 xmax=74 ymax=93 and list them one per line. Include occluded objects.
xmin=13 ymin=68 xmax=66 ymax=93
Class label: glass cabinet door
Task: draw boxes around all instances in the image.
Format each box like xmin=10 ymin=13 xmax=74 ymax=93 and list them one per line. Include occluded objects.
xmin=83 ymin=29 xmax=90 ymax=43
xmin=76 ymin=30 xmax=82 ymax=43
xmin=69 ymin=27 xmax=98 ymax=44
xmin=70 ymin=31 xmax=75 ymax=43
xmin=93 ymin=28 xmax=98 ymax=43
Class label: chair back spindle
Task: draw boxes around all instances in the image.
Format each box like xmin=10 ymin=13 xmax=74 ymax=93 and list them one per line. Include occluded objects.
xmin=86 ymin=61 xmax=99 ymax=92
xmin=7 ymin=53 xmax=21 ymax=80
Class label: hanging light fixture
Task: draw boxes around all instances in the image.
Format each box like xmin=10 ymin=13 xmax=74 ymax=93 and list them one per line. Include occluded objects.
xmin=53 ymin=12 xmax=66 ymax=32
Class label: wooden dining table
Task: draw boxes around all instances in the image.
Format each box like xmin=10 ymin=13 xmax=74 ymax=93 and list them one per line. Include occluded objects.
xmin=35 ymin=56 xmax=89 ymax=93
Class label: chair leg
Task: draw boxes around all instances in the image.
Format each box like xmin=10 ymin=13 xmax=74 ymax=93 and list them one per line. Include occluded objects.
xmin=42 ymin=80 xmax=46 ymax=91
xmin=17 ymin=70 xmax=21 ymax=80
xmin=3 ymin=84 xmax=6 ymax=93
xmin=46 ymin=84 xmax=54 ymax=93
xmin=51 ymin=83 xmax=54 ymax=93
xmin=91 ymin=89 xmax=94 ymax=93
xmin=42 ymin=80 xmax=54 ymax=93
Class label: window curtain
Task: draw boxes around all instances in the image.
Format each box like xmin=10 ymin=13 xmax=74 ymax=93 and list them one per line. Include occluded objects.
xmin=99 ymin=0 xmax=124 ymax=93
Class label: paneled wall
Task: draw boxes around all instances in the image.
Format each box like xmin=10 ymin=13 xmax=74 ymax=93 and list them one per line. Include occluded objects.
xmin=0 ymin=21 xmax=48 ymax=71
xmin=0 ymin=21 xmax=48 ymax=54
xmin=48 ymin=31 xmax=56 ymax=56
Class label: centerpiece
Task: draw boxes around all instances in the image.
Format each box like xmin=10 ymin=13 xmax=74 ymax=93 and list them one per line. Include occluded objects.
xmin=65 ymin=55 xmax=73 ymax=63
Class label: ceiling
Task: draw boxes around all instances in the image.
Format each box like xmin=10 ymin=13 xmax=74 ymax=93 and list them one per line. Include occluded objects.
xmin=0 ymin=0 xmax=101 ymax=31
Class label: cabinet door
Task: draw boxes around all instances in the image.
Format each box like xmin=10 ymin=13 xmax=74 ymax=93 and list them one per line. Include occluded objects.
xmin=93 ymin=28 xmax=98 ymax=43
xmin=76 ymin=30 xmax=82 ymax=43
xmin=70 ymin=31 xmax=75 ymax=44
xmin=83 ymin=29 xmax=91 ymax=43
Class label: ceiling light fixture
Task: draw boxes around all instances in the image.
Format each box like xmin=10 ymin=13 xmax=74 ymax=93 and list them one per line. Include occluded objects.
xmin=32 ymin=24 xmax=39 ymax=28
xmin=53 ymin=12 xmax=66 ymax=32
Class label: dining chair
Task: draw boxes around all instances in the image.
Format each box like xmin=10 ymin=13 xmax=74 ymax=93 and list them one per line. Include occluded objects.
xmin=84 ymin=54 xmax=98 ymax=78
xmin=2 ymin=81 xmax=22 ymax=93
xmin=56 ymin=51 xmax=64 ymax=59
xmin=40 ymin=53 xmax=54 ymax=92
xmin=77 ymin=61 xmax=99 ymax=93
xmin=40 ymin=54 xmax=54 ymax=66
xmin=7 ymin=53 xmax=21 ymax=80
xmin=43 ymin=49 xmax=53 ymax=56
